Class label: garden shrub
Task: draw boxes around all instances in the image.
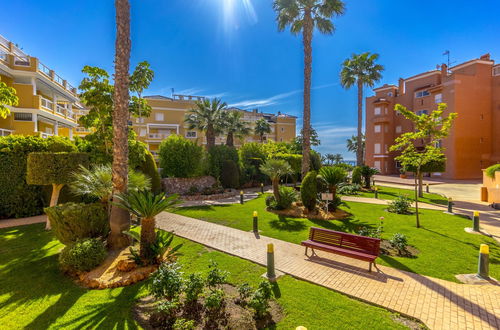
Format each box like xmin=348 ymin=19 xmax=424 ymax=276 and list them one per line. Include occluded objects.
xmin=273 ymin=153 xmax=302 ymax=176
xmin=220 ymin=160 xmax=239 ymax=189
xmin=360 ymin=165 xmax=379 ymax=189
xmin=265 ymin=195 xmax=277 ymax=209
xmin=207 ymin=145 xmax=239 ymax=179
xmin=238 ymin=143 xmax=267 ymax=184
xmin=157 ymin=299 xmax=181 ymax=317
xmin=237 ymin=283 xmax=253 ymax=302
xmin=206 ymin=260 xmax=228 ymax=289
xmin=388 ymin=195 xmax=412 ymax=214
xmin=59 ymin=238 xmax=107 ymax=272
xmin=27 ymin=152 xmax=89 ymax=186
xmin=44 ymin=202 xmax=109 ymax=245
xmin=334 ymin=163 xmax=354 ymax=172
xmin=0 ymin=135 xmax=76 ymax=218
xmin=173 ymin=318 xmax=195 ymax=330
xmin=137 ymin=150 xmax=161 ymax=193
xmin=151 ymin=262 xmax=184 ymax=300
xmin=301 ymin=170 xmax=318 ymax=211
xmin=485 ymin=164 xmax=500 ymax=179
xmin=390 ymin=233 xmax=408 ymax=253
xmin=248 ymin=280 xmax=273 ymax=318
xmin=276 ymin=186 xmax=298 ymax=210
xmin=184 ymin=273 xmax=205 ymax=303
xmin=351 ymin=166 xmax=362 ymax=185
xmin=204 ymin=289 xmax=225 ymax=311
xmin=309 ymin=150 xmax=322 ymax=171
xmin=337 ymin=183 xmax=361 ymax=195
xmin=159 ymin=135 xmax=203 ymax=178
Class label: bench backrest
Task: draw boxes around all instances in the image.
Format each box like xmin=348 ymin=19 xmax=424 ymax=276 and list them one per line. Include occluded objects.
xmin=309 ymin=227 xmax=380 ymax=256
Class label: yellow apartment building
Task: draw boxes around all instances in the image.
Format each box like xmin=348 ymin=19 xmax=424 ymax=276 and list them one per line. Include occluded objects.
xmin=132 ymin=94 xmax=297 ymax=156
xmin=0 ymin=34 xmax=79 ymax=138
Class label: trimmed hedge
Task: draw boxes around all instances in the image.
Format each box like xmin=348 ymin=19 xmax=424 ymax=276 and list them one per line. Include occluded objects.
xmin=404 ymin=159 xmax=446 ymax=173
xmin=44 ymin=202 xmax=109 ymax=245
xmin=159 ymin=135 xmax=203 ymax=178
xmin=485 ymin=164 xmax=500 ymax=179
xmin=351 ymin=166 xmax=362 ymax=185
xmin=220 ymin=160 xmax=239 ymax=189
xmin=301 ymin=170 xmax=318 ymax=211
xmin=138 ymin=150 xmax=161 ymax=193
xmin=207 ymin=145 xmax=239 ymax=179
xmin=59 ymin=238 xmax=107 ymax=272
xmin=0 ymin=135 xmax=76 ymax=218
xmin=27 ymin=152 xmax=89 ymax=186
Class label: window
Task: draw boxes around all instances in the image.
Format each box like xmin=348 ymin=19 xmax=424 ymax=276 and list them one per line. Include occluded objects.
xmin=415 ymin=90 xmax=430 ymax=98
xmin=416 ymin=110 xmax=428 ymax=116
xmin=14 ymin=113 xmax=32 ymax=121
xmin=374 ymin=161 xmax=381 ymax=170
xmin=395 ymin=161 xmax=402 ymax=169
xmin=493 ymin=66 xmax=500 ymax=76
xmin=140 ymin=129 xmax=146 ymax=137
xmin=136 ymin=117 xmax=145 ymax=123
xmin=281 ymin=127 xmax=284 ymax=132
xmin=385 ymin=144 xmax=388 ymax=153
xmin=374 ymin=143 xmax=381 ymax=154
xmin=435 ymin=93 xmax=442 ymax=103
xmin=186 ymin=131 xmax=197 ymax=138
xmin=396 ymin=126 xmax=402 ymax=133
xmin=374 ymin=125 xmax=381 ymax=133
xmin=374 ymin=107 xmax=381 ymax=115
xmin=155 ymin=113 xmax=164 ymax=121
xmin=387 ymin=92 xmax=393 ymax=97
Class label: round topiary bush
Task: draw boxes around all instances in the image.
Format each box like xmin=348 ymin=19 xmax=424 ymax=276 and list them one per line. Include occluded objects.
xmin=220 ymin=160 xmax=239 ymax=189
xmin=59 ymin=238 xmax=107 ymax=272
xmin=301 ymin=170 xmax=318 ymax=211
xmin=159 ymin=135 xmax=204 ymax=178
xmin=44 ymin=202 xmax=109 ymax=245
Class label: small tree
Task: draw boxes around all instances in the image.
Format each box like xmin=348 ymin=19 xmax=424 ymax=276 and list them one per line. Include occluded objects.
xmin=260 ymin=159 xmax=292 ymax=202
xmin=254 ymin=118 xmax=271 ymax=143
xmin=390 ymin=103 xmax=457 ymax=228
xmin=359 ymin=165 xmax=379 ymax=189
xmin=0 ymin=81 xmax=19 ymax=119
xmin=158 ymin=135 xmax=203 ymax=178
xmin=27 ymin=152 xmax=89 ymax=229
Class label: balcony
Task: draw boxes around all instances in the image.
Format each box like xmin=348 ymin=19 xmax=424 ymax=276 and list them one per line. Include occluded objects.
xmin=372 ymin=114 xmax=391 ymax=123
xmin=40 ymin=97 xmax=54 ymax=111
xmin=148 ymin=133 xmax=170 ymax=139
xmin=40 ymin=132 xmax=54 ymax=139
xmin=0 ymin=129 xmax=13 ymax=136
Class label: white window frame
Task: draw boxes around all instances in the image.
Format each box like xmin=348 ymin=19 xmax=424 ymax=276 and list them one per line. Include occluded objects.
xmin=374 ymin=107 xmax=381 ymax=115
xmin=374 ymin=161 xmax=381 ymax=170
xmin=155 ymin=113 xmax=164 ymax=121
xmin=435 ymin=93 xmax=443 ymax=103
xmin=415 ymin=90 xmax=430 ymax=98
xmin=374 ymin=143 xmax=381 ymax=154
xmin=374 ymin=125 xmax=381 ymax=133
xmin=396 ymin=126 xmax=402 ymax=133
xmin=139 ymin=128 xmax=147 ymax=137
xmin=186 ymin=131 xmax=197 ymax=138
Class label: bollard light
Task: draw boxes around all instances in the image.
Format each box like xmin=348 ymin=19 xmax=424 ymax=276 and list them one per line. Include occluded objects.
xmin=240 ymin=190 xmax=244 ymax=204
xmin=261 ymin=183 xmax=264 ymax=194
xmin=426 ymin=183 xmax=430 ymax=193
xmin=447 ymin=197 xmax=453 ymax=213
xmin=374 ymin=186 xmax=379 ymax=199
xmin=267 ymin=243 xmax=276 ymax=281
xmin=253 ymin=211 xmax=258 ymax=233
xmin=296 ymin=327 xmax=308 ymax=330
xmin=473 ymin=211 xmax=480 ymax=232
xmin=478 ymin=244 xmax=489 ymax=279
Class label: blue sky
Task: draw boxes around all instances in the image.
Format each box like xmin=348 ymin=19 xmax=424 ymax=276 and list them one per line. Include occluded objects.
xmin=2 ymin=0 xmax=500 ymax=159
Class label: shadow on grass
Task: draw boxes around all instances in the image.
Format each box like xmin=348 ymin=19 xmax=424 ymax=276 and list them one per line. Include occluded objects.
xmin=269 ymin=216 xmax=307 ymax=232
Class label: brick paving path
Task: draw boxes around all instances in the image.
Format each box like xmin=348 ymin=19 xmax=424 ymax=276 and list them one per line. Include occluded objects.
xmin=0 ymin=215 xmax=46 ymax=229
xmin=156 ymin=212 xmax=500 ymax=330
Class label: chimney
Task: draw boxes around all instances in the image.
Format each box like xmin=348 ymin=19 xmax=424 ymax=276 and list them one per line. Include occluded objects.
xmin=480 ymin=53 xmax=491 ymax=61
xmin=398 ymin=78 xmax=404 ymax=95
xmin=441 ymin=63 xmax=448 ymax=80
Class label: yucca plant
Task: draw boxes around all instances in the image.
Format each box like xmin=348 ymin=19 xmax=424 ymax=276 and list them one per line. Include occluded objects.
xmin=318 ymin=166 xmax=347 ymax=201
xmin=114 ymin=190 xmax=180 ymax=260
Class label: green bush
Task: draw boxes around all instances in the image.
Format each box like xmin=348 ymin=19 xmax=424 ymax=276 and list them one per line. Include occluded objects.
xmin=159 ymin=135 xmax=203 ymax=178
xmin=184 ymin=273 xmax=205 ymax=303
xmin=301 ymin=170 xmax=318 ymax=211
xmin=276 ymin=186 xmax=298 ymax=210
xmin=485 ymin=164 xmax=500 ymax=179
xmin=44 ymin=202 xmax=109 ymax=245
xmin=360 ymin=165 xmax=379 ymax=189
xmin=207 ymin=145 xmax=239 ymax=179
xmin=405 ymin=159 xmax=446 ymax=174
xmin=137 ymin=150 xmax=161 ymax=193
xmin=59 ymin=238 xmax=107 ymax=272
xmin=0 ymin=135 xmax=76 ymax=218
xmin=239 ymin=143 xmax=266 ymax=183
xmin=334 ymin=163 xmax=354 ymax=171
xmin=151 ymin=262 xmax=184 ymax=300
xmin=274 ymin=153 xmax=302 ymax=175
xmin=27 ymin=152 xmax=89 ymax=186
xmin=351 ymin=166 xmax=362 ymax=185
xmin=387 ymin=195 xmax=412 ymax=214
xmin=309 ymin=150 xmax=322 ymax=171
xmin=173 ymin=319 xmax=195 ymax=330
xmin=337 ymin=183 xmax=361 ymax=195
xmin=220 ymin=160 xmax=239 ymax=189
xmin=248 ymin=280 xmax=273 ymax=318
xmin=204 ymin=288 xmax=225 ymax=311
xmin=389 ymin=233 xmax=409 ymax=253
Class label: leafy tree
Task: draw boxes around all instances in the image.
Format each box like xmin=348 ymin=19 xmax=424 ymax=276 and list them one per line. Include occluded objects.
xmin=291 ymin=127 xmax=321 ymax=154
xmin=159 ymin=135 xmax=204 ymax=178
xmin=346 ymin=134 xmax=365 ymax=161
xmin=274 ymin=0 xmax=345 ymax=176
xmin=254 ymin=118 xmax=271 ymax=143
xmin=260 ymin=159 xmax=292 ymax=202
xmin=0 ymin=81 xmax=18 ymax=119
xmin=390 ymin=103 xmax=457 ymax=228
xmin=222 ymin=110 xmax=251 ymax=147
xmin=341 ymin=52 xmax=384 ymax=165
xmin=129 ymin=61 xmax=154 ymax=119
xmin=185 ymin=98 xmax=226 ymax=149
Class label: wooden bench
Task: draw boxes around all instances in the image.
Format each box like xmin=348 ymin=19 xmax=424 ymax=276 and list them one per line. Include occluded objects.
xmin=301 ymin=227 xmax=381 ymax=271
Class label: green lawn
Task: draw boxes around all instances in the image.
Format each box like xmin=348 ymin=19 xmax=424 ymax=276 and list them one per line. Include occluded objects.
xmin=0 ymin=224 xmax=408 ymax=329
xmin=354 ymin=185 xmax=448 ymax=206
xmin=174 ymin=195 xmax=500 ymax=282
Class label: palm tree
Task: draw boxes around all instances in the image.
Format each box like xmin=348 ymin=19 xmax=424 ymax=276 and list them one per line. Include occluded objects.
xmin=260 ymin=159 xmax=292 ymax=202
xmin=185 ymin=98 xmax=226 ymax=149
xmin=254 ymin=118 xmax=271 ymax=143
xmin=108 ymin=0 xmax=132 ymax=250
xmin=332 ymin=153 xmax=343 ymax=164
xmin=318 ymin=166 xmax=347 ymax=206
xmin=0 ymin=82 xmax=19 ymax=119
xmin=341 ymin=53 xmax=384 ymax=166
xmin=346 ymin=134 xmax=365 ymax=160
xmin=222 ymin=110 xmax=251 ymax=147
xmin=114 ymin=190 xmax=180 ymax=260
xmin=274 ymin=0 xmax=345 ymax=177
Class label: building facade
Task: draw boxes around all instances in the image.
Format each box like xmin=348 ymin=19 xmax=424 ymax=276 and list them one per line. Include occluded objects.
xmin=131 ymin=94 xmax=296 ymax=156
xmin=0 ymin=34 xmax=80 ymax=138
xmin=365 ymin=54 xmax=500 ymax=179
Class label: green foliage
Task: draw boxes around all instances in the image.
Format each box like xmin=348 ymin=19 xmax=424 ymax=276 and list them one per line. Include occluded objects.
xmin=184 ymin=98 xmax=226 ymax=149
xmin=387 ymin=195 xmax=412 ymax=214
xmin=138 ymin=150 xmax=161 ymax=193
xmin=151 ymin=262 xmax=184 ymax=300
xmin=26 ymin=152 xmax=89 ymax=186
xmin=159 ymin=135 xmax=203 ymax=178
xmin=390 ymin=233 xmax=408 ymax=253
xmin=207 ymin=144 xmax=239 ymax=178
xmin=204 ymin=288 xmax=225 ymax=311
xmin=276 ymin=186 xmax=298 ymax=210
xmin=173 ymin=318 xmax=196 ymax=330
xmin=301 ymin=170 xmax=318 ymax=211
xmin=0 ymin=135 xmax=76 ymax=218
xmin=337 ymin=183 xmax=360 ymax=195
xmin=359 ymin=165 xmax=378 ymax=189
xmin=206 ymin=260 xmax=229 ymax=290
xmin=114 ymin=189 xmax=180 ymax=219
xmin=485 ymin=164 xmax=500 ymax=179
xmin=290 ymin=128 xmax=321 ymax=153
xmin=126 ymin=230 xmax=183 ymax=265
xmin=274 ymin=153 xmax=302 ymax=176
xmin=309 ymin=150 xmax=322 ymax=171
xmin=157 ymin=299 xmax=181 ymax=317
xmin=260 ymin=158 xmax=292 ymax=182
xmin=220 ymin=160 xmax=240 ymax=189
xmin=254 ymin=118 xmax=272 ymax=142
xmin=405 ymin=159 xmax=446 ymax=173
xmin=184 ymin=273 xmax=205 ymax=303
xmin=239 ymin=142 xmax=267 ymax=183
xmin=0 ymin=81 xmax=19 ymax=119
xmin=221 ymin=110 xmax=251 ymax=146
xmin=237 ymin=283 xmax=253 ymax=302
xmin=318 ymin=166 xmax=347 ymax=193
xmin=351 ymin=166 xmax=362 ymax=185
xmin=59 ymin=238 xmax=107 ymax=272
xmin=44 ymin=202 xmax=109 ymax=245
xmin=248 ymin=280 xmax=273 ymax=318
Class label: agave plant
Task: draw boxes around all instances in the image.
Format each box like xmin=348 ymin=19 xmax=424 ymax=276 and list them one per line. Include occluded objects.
xmin=69 ymin=164 xmax=151 ymax=203
xmin=114 ymin=190 xmax=180 ymax=260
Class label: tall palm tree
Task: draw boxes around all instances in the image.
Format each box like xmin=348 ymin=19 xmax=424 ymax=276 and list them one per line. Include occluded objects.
xmin=185 ymin=98 xmax=226 ymax=149
xmin=108 ymin=0 xmax=132 ymax=250
xmin=222 ymin=110 xmax=251 ymax=147
xmin=254 ymin=118 xmax=271 ymax=143
xmin=341 ymin=53 xmax=384 ymax=166
xmin=274 ymin=0 xmax=345 ymax=177
xmin=346 ymin=134 xmax=365 ymax=160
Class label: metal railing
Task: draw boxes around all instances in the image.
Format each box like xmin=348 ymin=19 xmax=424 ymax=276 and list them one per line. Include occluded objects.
xmin=56 ymin=104 xmax=66 ymax=115
xmin=54 ymin=73 xmax=64 ymax=86
xmin=40 ymin=97 xmax=54 ymax=110
xmin=0 ymin=129 xmax=13 ymax=136
xmin=40 ymin=132 xmax=54 ymax=139
xmin=0 ymin=51 xmax=7 ymax=62
xmin=148 ymin=133 xmax=170 ymax=139
xmin=13 ymin=55 xmax=30 ymax=66
xmin=38 ymin=62 xmax=51 ymax=76
xmin=0 ymin=35 xmax=9 ymax=50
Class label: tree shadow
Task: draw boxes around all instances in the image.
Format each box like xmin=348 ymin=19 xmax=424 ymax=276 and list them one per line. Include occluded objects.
xmin=269 ymin=216 xmax=307 ymax=232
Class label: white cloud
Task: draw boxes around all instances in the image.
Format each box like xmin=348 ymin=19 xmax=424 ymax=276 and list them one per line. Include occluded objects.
xmin=175 ymin=88 xmax=204 ymax=96
xmin=229 ymin=89 xmax=301 ymax=108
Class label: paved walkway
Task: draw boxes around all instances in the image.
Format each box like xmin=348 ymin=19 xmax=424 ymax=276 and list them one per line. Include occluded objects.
xmin=0 ymin=215 xmax=46 ymax=229
xmin=156 ymin=212 xmax=500 ymax=330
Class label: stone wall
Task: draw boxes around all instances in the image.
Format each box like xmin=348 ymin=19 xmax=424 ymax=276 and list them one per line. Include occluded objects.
xmin=162 ymin=176 xmax=216 ymax=195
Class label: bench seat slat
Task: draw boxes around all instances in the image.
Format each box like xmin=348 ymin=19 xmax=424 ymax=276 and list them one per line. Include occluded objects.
xmin=302 ymin=240 xmax=377 ymax=261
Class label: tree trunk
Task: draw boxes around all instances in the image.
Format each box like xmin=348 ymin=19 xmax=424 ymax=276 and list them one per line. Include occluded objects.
xmin=418 ymin=171 xmax=424 ymax=197
xmin=226 ymin=132 xmax=234 ymax=147
xmin=301 ymin=11 xmax=313 ymax=178
xmin=357 ymin=80 xmax=364 ymax=166
xmin=272 ymin=179 xmax=280 ymax=202
xmin=47 ymin=183 xmax=64 ymax=230
xmin=108 ymin=0 xmax=132 ymax=250
xmin=206 ymin=126 xmax=215 ymax=149
xmin=140 ymin=217 xmax=156 ymax=260
xmin=414 ymin=170 xmax=420 ymax=228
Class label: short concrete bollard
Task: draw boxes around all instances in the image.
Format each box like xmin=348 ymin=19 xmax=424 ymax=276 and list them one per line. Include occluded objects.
xmin=478 ymin=244 xmax=489 ymax=279
xmin=374 ymin=187 xmax=379 ymax=199
xmin=426 ymin=183 xmax=430 ymax=193
xmin=473 ymin=211 xmax=480 ymax=232
xmin=261 ymin=183 xmax=264 ymax=194
xmin=266 ymin=243 xmax=276 ymax=282
xmin=253 ymin=211 xmax=258 ymax=233
xmin=447 ymin=197 xmax=453 ymax=213
xmin=240 ymin=190 xmax=244 ymax=204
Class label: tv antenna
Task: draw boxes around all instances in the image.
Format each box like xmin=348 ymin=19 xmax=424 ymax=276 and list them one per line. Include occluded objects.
xmin=442 ymin=50 xmax=456 ymax=67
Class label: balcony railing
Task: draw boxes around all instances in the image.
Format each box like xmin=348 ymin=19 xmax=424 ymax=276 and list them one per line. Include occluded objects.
xmin=0 ymin=35 xmax=9 ymax=50
xmin=0 ymin=51 xmax=7 ymax=62
xmin=56 ymin=104 xmax=66 ymax=115
xmin=54 ymin=73 xmax=64 ymax=86
xmin=148 ymin=133 xmax=170 ymax=139
xmin=14 ymin=55 xmax=30 ymax=66
xmin=38 ymin=62 xmax=51 ymax=76
xmin=0 ymin=129 xmax=13 ymax=136
xmin=40 ymin=132 xmax=54 ymax=139
xmin=76 ymin=127 xmax=91 ymax=133
xmin=40 ymin=97 xmax=54 ymax=111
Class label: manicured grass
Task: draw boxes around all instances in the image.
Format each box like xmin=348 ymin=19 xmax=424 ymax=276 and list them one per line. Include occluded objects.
xmin=174 ymin=195 xmax=500 ymax=282
xmin=354 ymin=185 xmax=448 ymax=205
xmin=0 ymin=224 xmax=407 ymax=329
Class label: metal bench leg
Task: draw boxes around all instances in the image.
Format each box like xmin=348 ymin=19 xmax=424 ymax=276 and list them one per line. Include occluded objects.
xmin=369 ymin=262 xmax=373 ymax=272
xmin=305 ymin=246 xmax=309 ymax=257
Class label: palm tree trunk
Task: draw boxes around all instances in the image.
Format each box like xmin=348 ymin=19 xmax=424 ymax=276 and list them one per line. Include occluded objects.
xmin=108 ymin=0 xmax=131 ymax=250
xmin=206 ymin=126 xmax=215 ymax=149
xmin=140 ymin=217 xmax=156 ymax=260
xmin=357 ymin=80 xmax=364 ymax=166
xmin=272 ymin=179 xmax=280 ymax=202
xmin=226 ymin=132 xmax=234 ymax=147
xmin=301 ymin=10 xmax=313 ymax=178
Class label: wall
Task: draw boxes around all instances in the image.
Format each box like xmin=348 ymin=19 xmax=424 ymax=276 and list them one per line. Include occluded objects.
xmin=162 ymin=176 xmax=216 ymax=195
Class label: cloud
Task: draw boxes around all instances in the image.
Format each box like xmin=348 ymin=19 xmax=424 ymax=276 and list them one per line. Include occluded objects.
xmin=175 ymin=88 xmax=204 ymax=96
xmin=310 ymin=124 xmax=358 ymax=160
xmin=229 ymin=89 xmax=301 ymax=108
